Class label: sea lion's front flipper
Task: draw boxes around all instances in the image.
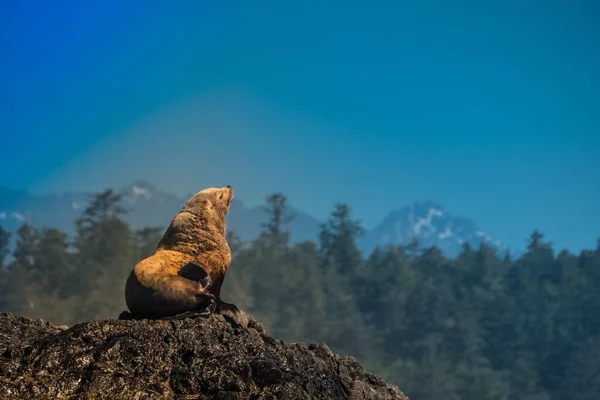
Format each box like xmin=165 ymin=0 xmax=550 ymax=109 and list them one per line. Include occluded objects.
xmin=118 ymin=311 xmax=134 ymax=320
xmin=159 ymin=310 xmax=211 ymax=320
xmin=216 ymin=301 xmax=250 ymax=329
xmin=178 ymin=262 xmax=212 ymax=289
xmin=159 ymin=294 xmax=217 ymax=320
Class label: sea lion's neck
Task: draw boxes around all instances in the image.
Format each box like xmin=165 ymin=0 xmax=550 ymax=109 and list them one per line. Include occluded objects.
xmin=156 ymin=212 xmax=226 ymax=257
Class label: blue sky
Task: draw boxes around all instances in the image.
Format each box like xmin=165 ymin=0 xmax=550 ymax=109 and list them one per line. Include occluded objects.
xmin=1 ymin=0 xmax=598 ymax=252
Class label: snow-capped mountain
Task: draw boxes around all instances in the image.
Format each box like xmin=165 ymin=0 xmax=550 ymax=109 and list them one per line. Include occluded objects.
xmin=0 ymin=183 xmax=514 ymax=257
xmin=359 ymin=201 xmax=510 ymax=257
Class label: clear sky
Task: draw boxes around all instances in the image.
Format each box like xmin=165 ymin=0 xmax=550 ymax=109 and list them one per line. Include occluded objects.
xmin=1 ymin=0 xmax=599 ymax=252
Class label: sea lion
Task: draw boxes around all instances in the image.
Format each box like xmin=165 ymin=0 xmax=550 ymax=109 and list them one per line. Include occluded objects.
xmin=122 ymin=185 xmax=249 ymax=327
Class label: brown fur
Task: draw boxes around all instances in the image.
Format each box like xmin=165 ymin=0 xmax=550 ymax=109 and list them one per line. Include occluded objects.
xmin=124 ymin=185 xmax=248 ymax=327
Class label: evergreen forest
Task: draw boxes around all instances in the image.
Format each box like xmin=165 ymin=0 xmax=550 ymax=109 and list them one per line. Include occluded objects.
xmin=1 ymin=189 xmax=599 ymax=400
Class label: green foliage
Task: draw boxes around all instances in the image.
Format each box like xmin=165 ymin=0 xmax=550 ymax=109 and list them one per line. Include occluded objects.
xmin=0 ymin=224 xmax=10 ymax=268
xmin=259 ymin=192 xmax=294 ymax=249
xmin=0 ymin=189 xmax=599 ymax=400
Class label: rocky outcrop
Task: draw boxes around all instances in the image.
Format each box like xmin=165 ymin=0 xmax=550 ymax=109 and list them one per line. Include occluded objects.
xmin=0 ymin=312 xmax=407 ymax=399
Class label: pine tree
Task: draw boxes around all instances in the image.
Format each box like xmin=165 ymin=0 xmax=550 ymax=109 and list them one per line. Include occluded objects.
xmin=561 ymin=335 xmax=600 ymax=400
xmin=71 ymin=189 xmax=136 ymax=322
xmin=0 ymin=224 xmax=11 ymax=310
xmin=12 ymin=222 xmax=40 ymax=274
xmin=317 ymin=203 xmax=376 ymax=360
xmin=362 ymin=244 xmax=415 ymax=360
xmin=319 ymin=203 xmax=365 ymax=276
xmin=248 ymin=193 xmax=295 ymax=337
xmin=34 ymin=227 xmax=71 ymax=294
xmin=259 ymin=192 xmax=294 ymax=250
xmin=0 ymin=224 xmax=10 ymax=268
xmin=3 ymin=222 xmax=41 ymax=317
xmin=285 ymin=240 xmax=328 ymax=342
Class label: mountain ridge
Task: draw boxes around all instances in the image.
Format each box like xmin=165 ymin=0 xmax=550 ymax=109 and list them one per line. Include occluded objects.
xmin=0 ymin=181 xmax=514 ymax=257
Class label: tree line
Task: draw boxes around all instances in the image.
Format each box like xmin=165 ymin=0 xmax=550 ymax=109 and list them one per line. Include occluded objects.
xmin=1 ymin=189 xmax=599 ymax=400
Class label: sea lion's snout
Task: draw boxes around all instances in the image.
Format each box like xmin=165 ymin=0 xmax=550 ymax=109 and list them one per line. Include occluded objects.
xmin=225 ymin=186 xmax=234 ymax=205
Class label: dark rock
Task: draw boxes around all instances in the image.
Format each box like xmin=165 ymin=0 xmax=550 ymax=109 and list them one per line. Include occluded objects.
xmin=0 ymin=312 xmax=408 ymax=399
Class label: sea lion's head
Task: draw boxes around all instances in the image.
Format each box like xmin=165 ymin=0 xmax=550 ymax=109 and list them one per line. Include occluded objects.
xmin=183 ymin=185 xmax=234 ymax=220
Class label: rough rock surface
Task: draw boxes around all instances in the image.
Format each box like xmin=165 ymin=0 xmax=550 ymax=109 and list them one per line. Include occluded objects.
xmin=0 ymin=312 xmax=407 ymax=399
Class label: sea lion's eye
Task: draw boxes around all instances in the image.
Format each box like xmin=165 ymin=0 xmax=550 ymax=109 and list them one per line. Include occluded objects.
xmin=219 ymin=193 xmax=224 ymax=200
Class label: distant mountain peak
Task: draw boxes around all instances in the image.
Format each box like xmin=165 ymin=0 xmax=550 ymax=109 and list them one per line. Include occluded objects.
xmin=360 ymin=200 xmax=508 ymax=257
xmin=123 ymin=179 xmax=156 ymax=192
xmin=120 ymin=180 xmax=161 ymax=204
xmin=411 ymin=204 xmax=445 ymax=235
